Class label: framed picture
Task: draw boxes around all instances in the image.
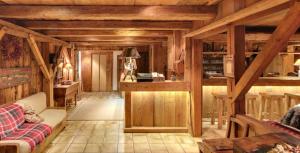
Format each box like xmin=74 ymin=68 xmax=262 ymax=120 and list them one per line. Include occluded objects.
xmin=224 ymin=55 xmax=234 ymax=78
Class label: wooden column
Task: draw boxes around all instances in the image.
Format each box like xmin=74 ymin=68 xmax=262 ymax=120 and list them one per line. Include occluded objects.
xmin=232 ymin=1 xmax=300 ymax=102
xmin=191 ymin=39 xmax=203 ymax=137
xmin=0 ymin=27 xmax=6 ymax=41
xmin=227 ymin=25 xmax=246 ymax=116
xmin=184 ymin=37 xmax=192 ymax=81
xmin=167 ymin=34 xmax=175 ymax=78
xmin=125 ymin=92 xmax=132 ymax=128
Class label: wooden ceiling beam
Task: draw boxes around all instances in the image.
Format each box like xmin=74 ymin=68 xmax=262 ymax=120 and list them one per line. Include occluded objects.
xmin=43 ymin=30 xmax=173 ymax=37
xmin=18 ymin=20 xmax=192 ymax=30
xmin=206 ymin=0 xmax=223 ymax=5
xmin=60 ymin=36 xmax=167 ymax=42
xmin=73 ymin=42 xmax=157 ymax=46
xmin=0 ymin=5 xmax=216 ymax=21
xmin=203 ymin=33 xmax=300 ymax=42
xmin=0 ymin=26 xmax=6 ymax=41
xmin=0 ymin=19 xmax=68 ymax=46
xmin=185 ymin=0 xmax=290 ymax=37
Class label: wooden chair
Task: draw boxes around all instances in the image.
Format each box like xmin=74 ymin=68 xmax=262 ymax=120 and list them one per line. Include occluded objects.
xmin=258 ymin=92 xmax=285 ymax=121
xmin=211 ymin=92 xmax=227 ymax=129
xmin=199 ymin=116 xmax=249 ymax=153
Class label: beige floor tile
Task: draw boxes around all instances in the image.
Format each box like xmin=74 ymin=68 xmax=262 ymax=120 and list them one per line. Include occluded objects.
xmin=133 ymin=135 xmax=148 ymax=143
xmin=84 ymin=144 xmax=100 ymax=153
xmin=88 ymin=135 xmax=104 ymax=144
xmin=101 ymin=143 xmax=118 ymax=152
xmin=45 ymin=144 xmax=70 ymax=153
xmin=176 ymin=136 xmax=195 ymax=144
xmin=67 ymin=144 xmax=86 ymax=153
xmin=147 ymin=134 xmax=163 ymax=144
xmin=180 ymin=144 xmax=200 ymax=153
xmin=78 ymin=129 xmax=93 ymax=136
xmin=104 ymin=135 xmax=119 ymax=143
xmin=133 ymin=143 xmax=151 ymax=153
xmin=149 ymin=144 xmax=167 ymax=152
xmin=92 ymin=129 xmax=105 ymax=136
xmin=118 ymin=143 xmax=134 ymax=153
xmin=56 ymin=135 xmax=75 ymax=144
xmin=165 ymin=144 xmax=185 ymax=153
xmin=119 ymin=135 xmax=133 ymax=144
xmin=162 ymin=135 xmax=179 ymax=144
xmin=73 ymin=136 xmax=89 ymax=144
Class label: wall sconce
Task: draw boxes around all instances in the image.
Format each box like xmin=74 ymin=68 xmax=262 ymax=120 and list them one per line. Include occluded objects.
xmin=224 ymin=55 xmax=234 ymax=78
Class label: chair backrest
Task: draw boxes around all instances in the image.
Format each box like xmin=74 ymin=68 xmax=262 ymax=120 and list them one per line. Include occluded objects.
xmin=226 ymin=116 xmax=249 ymax=138
xmin=16 ymin=92 xmax=47 ymax=114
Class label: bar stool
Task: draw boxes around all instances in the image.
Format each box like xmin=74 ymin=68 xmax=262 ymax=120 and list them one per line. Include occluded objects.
xmin=245 ymin=93 xmax=259 ymax=119
xmin=258 ymin=92 xmax=285 ymax=121
xmin=211 ymin=92 xmax=227 ymax=129
xmin=284 ymin=93 xmax=300 ymax=113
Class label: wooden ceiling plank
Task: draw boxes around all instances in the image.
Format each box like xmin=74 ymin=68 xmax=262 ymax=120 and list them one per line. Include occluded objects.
xmin=206 ymin=0 xmax=223 ymax=5
xmin=60 ymin=36 xmax=167 ymax=42
xmin=0 ymin=5 xmax=216 ymax=21
xmin=0 ymin=19 xmax=68 ymax=46
xmin=185 ymin=0 xmax=290 ymax=37
xmin=231 ymin=1 xmax=300 ymax=103
xmin=43 ymin=30 xmax=173 ymax=37
xmin=18 ymin=20 xmax=193 ymax=30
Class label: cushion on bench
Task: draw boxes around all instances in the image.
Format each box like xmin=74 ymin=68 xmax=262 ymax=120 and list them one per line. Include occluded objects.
xmin=266 ymin=121 xmax=300 ymax=139
xmin=16 ymin=92 xmax=47 ymax=114
xmin=0 ymin=104 xmax=25 ymax=139
xmin=40 ymin=109 xmax=66 ymax=128
xmin=2 ymin=123 xmax=52 ymax=151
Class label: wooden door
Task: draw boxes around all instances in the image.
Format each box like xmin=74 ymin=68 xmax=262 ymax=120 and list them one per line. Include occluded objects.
xmin=91 ymin=53 xmax=113 ymax=92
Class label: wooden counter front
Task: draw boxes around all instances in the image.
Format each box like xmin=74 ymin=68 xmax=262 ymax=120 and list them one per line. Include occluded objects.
xmin=120 ymin=81 xmax=190 ymax=133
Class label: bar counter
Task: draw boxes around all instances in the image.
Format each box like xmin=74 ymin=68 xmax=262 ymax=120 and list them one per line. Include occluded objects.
xmin=120 ymin=80 xmax=190 ymax=133
xmin=204 ymin=77 xmax=300 ymax=86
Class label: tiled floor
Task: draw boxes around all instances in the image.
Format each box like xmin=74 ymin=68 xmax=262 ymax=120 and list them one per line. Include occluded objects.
xmin=44 ymin=121 xmax=200 ymax=153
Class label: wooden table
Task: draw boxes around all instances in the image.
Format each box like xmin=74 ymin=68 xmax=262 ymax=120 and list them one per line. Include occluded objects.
xmin=199 ymin=133 xmax=300 ymax=153
xmin=54 ymin=82 xmax=79 ymax=109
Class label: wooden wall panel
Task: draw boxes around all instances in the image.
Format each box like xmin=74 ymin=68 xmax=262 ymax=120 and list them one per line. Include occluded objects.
xmin=92 ymin=54 xmax=100 ymax=91
xmin=99 ymin=55 xmax=107 ymax=92
xmin=81 ymin=51 xmax=92 ymax=91
xmin=0 ymin=34 xmax=43 ymax=105
xmin=132 ymin=91 xmax=188 ymax=127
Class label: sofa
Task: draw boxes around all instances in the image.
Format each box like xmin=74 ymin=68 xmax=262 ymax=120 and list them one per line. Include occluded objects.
xmin=0 ymin=92 xmax=67 ymax=153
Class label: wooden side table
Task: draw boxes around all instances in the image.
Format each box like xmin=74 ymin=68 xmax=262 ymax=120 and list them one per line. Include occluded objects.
xmin=54 ymin=82 xmax=79 ymax=109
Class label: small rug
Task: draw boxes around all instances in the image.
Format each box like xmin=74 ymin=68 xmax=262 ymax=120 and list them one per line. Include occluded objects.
xmin=67 ymin=92 xmax=124 ymax=121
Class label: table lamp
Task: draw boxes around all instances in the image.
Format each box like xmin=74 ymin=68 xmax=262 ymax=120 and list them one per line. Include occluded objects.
xmin=294 ymin=59 xmax=300 ymax=77
xmin=122 ymin=47 xmax=140 ymax=81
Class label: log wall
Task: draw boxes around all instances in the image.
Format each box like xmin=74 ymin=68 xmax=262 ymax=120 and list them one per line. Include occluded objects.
xmin=0 ymin=34 xmax=44 ymax=105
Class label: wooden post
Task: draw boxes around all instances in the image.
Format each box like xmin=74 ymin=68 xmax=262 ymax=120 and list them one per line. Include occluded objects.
xmin=27 ymin=34 xmax=51 ymax=80
xmin=184 ymin=37 xmax=192 ymax=82
xmin=227 ymin=25 xmax=246 ymax=116
xmin=0 ymin=27 xmax=6 ymax=41
xmin=232 ymin=1 xmax=300 ymax=103
xmin=167 ymin=34 xmax=175 ymax=79
xmin=125 ymin=92 xmax=132 ymax=128
xmin=191 ymin=39 xmax=203 ymax=137
xmin=282 ymin=46 xmax=295 ymax=76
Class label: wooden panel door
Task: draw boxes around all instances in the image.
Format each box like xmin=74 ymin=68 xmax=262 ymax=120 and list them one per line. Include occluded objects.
xmin=99 ymin=55 xmax=107 ymax=92
xmin=91 ymin=53 xmax=113 ymax=92
xmin=92 ymin=54 xmax=100 ymax=91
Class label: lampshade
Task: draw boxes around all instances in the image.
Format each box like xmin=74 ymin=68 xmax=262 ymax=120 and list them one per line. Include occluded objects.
xmin=122 ymin=47 xmax=141 ymax=59
xmin=294 ymin=59 xmax=300 ymax=66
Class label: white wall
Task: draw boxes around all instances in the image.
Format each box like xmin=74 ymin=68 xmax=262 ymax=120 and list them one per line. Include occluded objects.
xmin=113 ymin=51 xmax=123 ymax=91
